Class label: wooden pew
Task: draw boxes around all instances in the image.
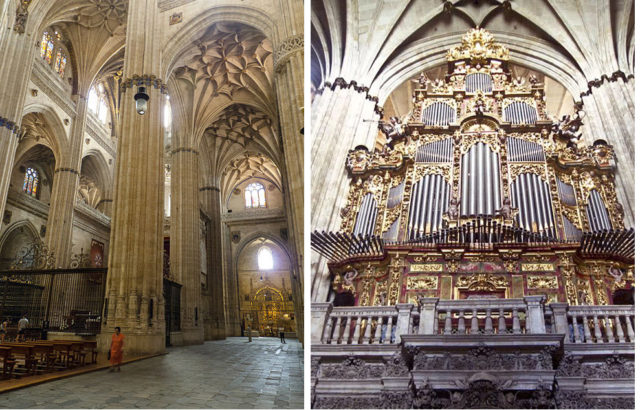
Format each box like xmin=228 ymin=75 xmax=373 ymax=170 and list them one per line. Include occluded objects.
xmin=2 ymin=343 xmax=36 ymax=376
xmin=0 ymin=346 xmax=15 ymax=379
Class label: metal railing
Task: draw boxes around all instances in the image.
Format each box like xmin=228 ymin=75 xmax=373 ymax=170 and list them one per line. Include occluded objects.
xmin=0 ymin=268 xmax=108 ymax=335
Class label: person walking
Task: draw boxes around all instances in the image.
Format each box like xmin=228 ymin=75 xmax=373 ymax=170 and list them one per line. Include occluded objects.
xmin=17 ymin=315 xmax=28 ymax=342
xmin=0 ymin=318 xmax=8 ymax=343
xmin=279 ymin=327 xmax=286 ymax=344
xmin=109 ymin=327 xmax=124 ymax=372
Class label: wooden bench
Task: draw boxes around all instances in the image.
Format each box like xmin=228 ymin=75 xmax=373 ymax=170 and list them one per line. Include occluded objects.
xmin=2 ymin=343 xmax=36 ymax=376
xmin=0 ymin=346 xmax=15 ymax=379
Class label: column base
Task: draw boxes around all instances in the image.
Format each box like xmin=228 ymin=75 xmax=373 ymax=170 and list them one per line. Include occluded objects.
xmin=204 ymin=323 xmax=226 ymax=340
xmin=97 ymin=330 xmax=166 ymax=355
xmin=181 ymin=327 xmax=204 ymax=345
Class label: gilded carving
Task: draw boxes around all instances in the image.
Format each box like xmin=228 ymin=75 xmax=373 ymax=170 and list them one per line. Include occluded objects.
xmin=593 ymin=277 xmax=609 ymax=306
xmin=456 ymin=273 xmax=508 ymax=291
xmin=576 ymin=278 xmax=594 ymax=305
xmin=446 ymin=28 xmax=509 ymax=64
xmin=508 ymin=163 xmax=546 ymax=181
xmin=521 ymin=263 xmax=554 ymax=272
xmin=409 ymin=264 xmax=443 ymax=273
xmin=387 ymin=254 xmax=404 ymax=306
xmin=527 ymin=275 xmax=559 ymax=289
xmin=406 ymin=276 xmax=438 ymax=290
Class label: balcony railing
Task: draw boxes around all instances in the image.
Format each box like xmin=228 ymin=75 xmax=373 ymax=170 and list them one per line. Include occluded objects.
xmin=312 ymin=298 xmax=634 ymax=346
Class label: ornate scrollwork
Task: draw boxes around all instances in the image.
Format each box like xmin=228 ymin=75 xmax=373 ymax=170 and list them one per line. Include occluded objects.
xmin=406 ymin=276 xmax=438 ymax=290
xmin=446 ymin=28 xmax=509 ymax=64
xmin=508 ymin=163 xmax=546 ymax=181
xmin=526 ymin=275 xmax=558 ymax=289
xmin=456 ymin=272 xmax=508 ymax=291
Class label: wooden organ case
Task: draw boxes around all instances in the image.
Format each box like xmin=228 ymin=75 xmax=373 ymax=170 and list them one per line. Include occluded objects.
xmin=312 ymin=28 xmax=634 ymax=308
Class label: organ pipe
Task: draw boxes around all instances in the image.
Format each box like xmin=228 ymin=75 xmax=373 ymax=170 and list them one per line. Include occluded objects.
xmin=422 ymin=102 xmax=456 ymax=126
xmin=407 ymin=174 xmax=450 ymax=239
xmin=465 ymin=73 xmax=493 ymax=93
xmin=461 ymin=143 xmax=501 ymax=217
xmin=510 ymin=173 xmax=556 ymax=238
xmin=504 ymin=102 xmax=537 ymax=124
xmin=586 ymin=190 xmax=611 ymax=232
xmin=353 ymin=193 xmax=377 ymax=237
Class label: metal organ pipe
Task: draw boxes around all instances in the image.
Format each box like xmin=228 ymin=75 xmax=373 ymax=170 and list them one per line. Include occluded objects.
xmin=504 ymin=102 xmax=537 ymax=125
xmin=406 ymin=175 xmax=450 ymax=239
xmin=510 ymin=174 xmax=556 ymax=238
xmin=422 ymin=102 xmax=455 ymax=126
xmin=460 ymin=143 xmax=500 ymax=217
xmin=465 ymin=73 xmax=493 ymax=93
xmin=354 ymin=193 xmax=377 ymax=237
xmin=557 ymin=178 xmax=577 ymax=206
xmin=586 ymin=190 xmax=611 ymax=231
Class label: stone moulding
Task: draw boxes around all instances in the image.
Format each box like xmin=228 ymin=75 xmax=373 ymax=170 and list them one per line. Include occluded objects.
xmin=274 ymin=34 xmax=303 ymax=70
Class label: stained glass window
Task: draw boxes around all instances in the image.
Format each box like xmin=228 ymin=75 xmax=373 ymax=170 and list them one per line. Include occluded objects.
xmin=244 ymin=182 xmax=266 ymax=208
xmin=23 ymin=167 xmax=39 ymax=198
xmin=45 ymin=40 xmax=54 ymax=64
xmin=54 ymin=51 xmax=62 ymax=72
xmin=59 ymin=56 xmax=66 ymax=77
xmin=40 ymin=33 xmax=49 ymax=58
xmin=257 ymin=247 xmax=273 ymax=270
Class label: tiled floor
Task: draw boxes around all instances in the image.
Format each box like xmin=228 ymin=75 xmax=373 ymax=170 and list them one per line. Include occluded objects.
xmin=0 ymin=337 xmax=304 ymax=409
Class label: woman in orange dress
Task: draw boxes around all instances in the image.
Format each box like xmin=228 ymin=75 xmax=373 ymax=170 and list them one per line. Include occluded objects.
xmin=109 ymin=327 xmax=124 ymax=372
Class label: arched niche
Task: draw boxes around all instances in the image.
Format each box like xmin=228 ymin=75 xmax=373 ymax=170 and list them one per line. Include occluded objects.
xmin=0 ymin=221 xmax=40 ymax=269
xmin=10 ymin=144 xmax=56 ymax=203
xmin=79 ymin=151 xmax=112 ymax=214
xmin=235 ymin=236 xmax=295 ymax=336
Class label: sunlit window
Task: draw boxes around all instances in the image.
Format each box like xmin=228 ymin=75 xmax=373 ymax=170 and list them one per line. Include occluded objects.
xmin=40 ymin=30 xmax=67 ymax=77
xmin=244 ymin=182 xmax=266 ymax=208
xmin=257 ymin=246 xmax=273 ymax=270
xmin=164 ymin=95 xmax=172 ymax=130
xmin=23 ymin=167 xmax=39 ymax=198
xmin=88 ymin=84 xmax=110 ymax=125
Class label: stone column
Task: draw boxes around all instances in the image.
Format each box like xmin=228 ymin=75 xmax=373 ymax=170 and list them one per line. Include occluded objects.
xmin=98 ymin=0 xmax=165 ymax=355
xmin=418 ymin=298 xmax=439 ymax=335
xmin=44 ymin=95 xmax=87 ymax=266
xmin=395 ymin=303 xmax=414 ymax=341
xmin=523 ymin=296 xmax=546 ymax=334
xmin=273 ymin=0 xmax=304 ymax=342
xmin=169 ymin=138 xmax=203 ymax=345
xmin=0 ymin=1 xmax=40 ymax=231
xmin=549 ymin=302 xmax=570 ymax=343
xmin=223 ymin=223 xmax=241 ymax=336
xmin=310 ymin=302 xmax=332 ymax=343
xmin=581 ymin=81 xmax=634 ymax=228
xmin=310 ymin=85 xmax=380 ymax=302
xmin=199 ymin=183 xmax=226 ymax=340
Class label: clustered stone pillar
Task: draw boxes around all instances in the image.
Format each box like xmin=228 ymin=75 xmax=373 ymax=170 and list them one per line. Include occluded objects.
xmin=580 ymin=75 xmax=634 ymax=228
xmin=273 ymin=0 xmax=304 ymax=342
xmin=45 ymin=95 xmax=88 ymax=266
xmin=169 ymin=138 xmax=203 ymax=345
xmin=310 ymin=84 xmax=380 ymax=302
xmin=98 ymin=0 xmax=165 ymax=355
xmin=199 ymin=183 xmax=226 ymax=340
xmin=0 ymin=1 xmax=40 ymax=231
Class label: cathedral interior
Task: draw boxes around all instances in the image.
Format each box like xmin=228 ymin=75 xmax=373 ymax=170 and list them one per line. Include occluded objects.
xmin=310 ymin=1 xmax=634 ymax=409
xmin=0 ymin=0 xmax=303 ymax=408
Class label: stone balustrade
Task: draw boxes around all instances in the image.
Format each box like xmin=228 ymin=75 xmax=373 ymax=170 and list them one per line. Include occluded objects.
xmin=550 ymin=304 xmax=635 ymax=344
xmin=429 ymin=296 xmax=545 ymax=335
xmin=319 ymin=304 xmax=414 ymax=345
xmin=312 ymin=297 xmax=635 ymax=345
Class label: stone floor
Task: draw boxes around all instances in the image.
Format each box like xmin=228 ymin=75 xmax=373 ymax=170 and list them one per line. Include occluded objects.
xmin=0 ymin=337 xmax=304 ymax=409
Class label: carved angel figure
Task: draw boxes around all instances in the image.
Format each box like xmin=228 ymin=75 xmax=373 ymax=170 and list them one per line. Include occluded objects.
xmin=608 ymin=267 xmax=624 ymax=284
xmin=447 ymin=197 xmax=460 ymax=220
xmin=497 ymin=198 xmax=514 ymax=219
xmin=551 ymin=111 xmax=584 ymax=147
xmin=528 ymin=74 xmax=541 ymax=87
xmin=412 ymin=72 xmax=429 ymax=88
xmin=379 ymin=116 xmax=405 ymax=141
xmin=343 ymin=270 xmax=358 ymax=286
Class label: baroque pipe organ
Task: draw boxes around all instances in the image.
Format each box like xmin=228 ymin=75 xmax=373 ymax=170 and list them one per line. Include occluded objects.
xmin=312 ymin=28 xmax=634 ymax=307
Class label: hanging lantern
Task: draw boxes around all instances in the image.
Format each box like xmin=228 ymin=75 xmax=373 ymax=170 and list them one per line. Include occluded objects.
xmin=134 ymin=86 xmax=149 ymax=115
